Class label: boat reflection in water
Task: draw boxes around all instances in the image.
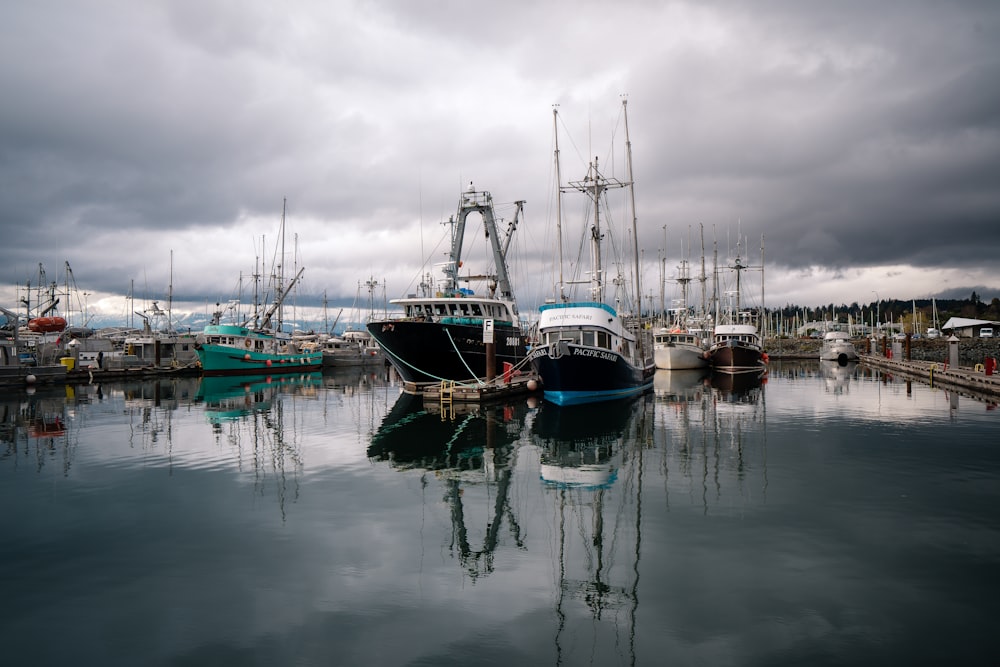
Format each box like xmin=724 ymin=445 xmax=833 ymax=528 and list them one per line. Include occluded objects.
xmin=195 ymin=372 xmax=323 ymax=519
xmin=320 ymin=365 xmax=383 ymax=397
xmin=819 ymin=359 xmax=858 ymax=396
xmin=650 ymin=366 xmax=768 ymax=516
xmin=653 ymin=368 xmax=710 ymax=404
xmin=0 ymin=388 xmax=71 ymax=470
xmin=196 ymin=372 xmax=321 ymax=423
xmin=369 ymin=393 xmax=531 ymax=580
xmin=710 ymin=368 xmax=766 ymax=398
xmin=530 ymin=395 xmax=653 ymax=663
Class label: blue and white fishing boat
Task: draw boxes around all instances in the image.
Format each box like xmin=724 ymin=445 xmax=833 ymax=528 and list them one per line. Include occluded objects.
xmin=529 ymin=101 xmax=655 ymax=406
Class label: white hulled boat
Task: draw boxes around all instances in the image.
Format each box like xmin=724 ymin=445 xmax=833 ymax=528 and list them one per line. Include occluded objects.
xmin=819 ymin=330 xmax=859 ymax=364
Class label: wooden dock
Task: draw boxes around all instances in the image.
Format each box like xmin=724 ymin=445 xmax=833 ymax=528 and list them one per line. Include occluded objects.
xmin=860 ymin=354 xmax=1000 ymax=401
xmin=404 ymin=372 xmax=542 ymax=403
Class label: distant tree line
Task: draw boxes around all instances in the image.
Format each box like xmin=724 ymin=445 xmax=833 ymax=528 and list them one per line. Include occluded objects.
xmin=770 ymin=293 xmax=1000 ymax=326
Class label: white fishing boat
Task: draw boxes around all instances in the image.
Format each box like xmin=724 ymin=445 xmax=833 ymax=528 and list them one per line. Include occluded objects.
xmin=653 ymin=328 xmax=709 ymax=370
xmin=819 ymin=330 xmax=859 ymax=364
xmin=653 ymin=258 xmax=709 ymax=370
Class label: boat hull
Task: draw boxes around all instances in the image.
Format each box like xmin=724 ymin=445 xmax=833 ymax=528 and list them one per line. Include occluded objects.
xmin=321 ymin=350 xmax=382 ymax=367
xmin=195 ymin=325 xmax=322 ymax=376
xmin=819 ymin=340 xmax=859 ymax=363
xmin=709 ymin=339 xmax=764 ymax=373
xmin=196 ymin=344 xmax=323 ymax=375
xmin=653 ymin=342 xmax=709 ymax=370
xmin=366 ymin=319 xmax=527 ymax=385
xmin=529 ymin=343 xmax=655 ymax=406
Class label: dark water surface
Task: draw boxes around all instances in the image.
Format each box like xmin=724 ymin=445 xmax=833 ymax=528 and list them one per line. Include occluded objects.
xmin=2 ymin=362 xmax=997 ymax=666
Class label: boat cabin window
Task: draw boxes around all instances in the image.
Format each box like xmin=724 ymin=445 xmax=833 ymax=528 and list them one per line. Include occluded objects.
xmin=471 ymin=304 xmax=483 ymax=316
xmin=547 ymin=331 xmax=580 ymax=345
xmin=435 ymin=304 xmax=446 ymax=316
xmin=459 ymin=303 xmax=470 ymax=317
xmin=544 ymin=329 xmax=611 ymax=349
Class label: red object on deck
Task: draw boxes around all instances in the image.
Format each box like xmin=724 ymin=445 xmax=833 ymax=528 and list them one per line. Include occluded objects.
xmin=502 ymin=362 xmax=514 ymax=384
xmin=27 ymin=316 xmax=67 ymax=333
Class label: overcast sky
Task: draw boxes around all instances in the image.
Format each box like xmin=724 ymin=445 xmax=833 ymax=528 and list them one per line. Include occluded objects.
xmin=2 ymin=0 xmax=998 ymax=324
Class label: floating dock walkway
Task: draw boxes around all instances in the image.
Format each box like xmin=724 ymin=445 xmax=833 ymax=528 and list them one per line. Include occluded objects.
xmin=860 ymin=354 xmax=1000 ymax=401
xmin=404 ymin=372 xmax=541 ymax=404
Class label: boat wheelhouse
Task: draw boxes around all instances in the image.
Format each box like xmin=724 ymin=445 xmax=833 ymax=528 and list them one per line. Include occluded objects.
xmin=366 ymin=185 xmax=529 ymax=388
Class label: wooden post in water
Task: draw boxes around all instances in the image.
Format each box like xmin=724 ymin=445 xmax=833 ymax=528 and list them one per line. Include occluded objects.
xmin=483 ymin=318 xmax=496 ymax=382
xmin=486 ymin=342 xmax=496 ymax=381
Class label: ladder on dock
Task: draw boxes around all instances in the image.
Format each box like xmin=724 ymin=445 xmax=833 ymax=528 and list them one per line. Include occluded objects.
xmin=439 ymin=380 xmax=455 ymax=420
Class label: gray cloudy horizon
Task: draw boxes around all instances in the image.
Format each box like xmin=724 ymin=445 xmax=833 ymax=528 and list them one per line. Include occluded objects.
xmin=2 ymin=0 xmax=998 ymax=321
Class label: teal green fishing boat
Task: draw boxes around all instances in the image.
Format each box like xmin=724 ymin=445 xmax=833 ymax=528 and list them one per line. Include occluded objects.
xmin=195 ymin=199 xmax=323 ymax=376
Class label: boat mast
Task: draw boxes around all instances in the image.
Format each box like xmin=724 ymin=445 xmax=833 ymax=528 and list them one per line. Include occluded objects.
xmin=168 ymin=249 xmax=174 ymax=332
xmin=553 ymin=105 xmax=566 ymax=302
xmin=278 ymin=198 xmax=287 ymax=332
xmin=659 ymin=225 xmax=667 ymax=320
xmin=760 ymin=234 xmax=766 ymax=337
xmin=699 ymin=224 xmax=707 ymax=325
xmin=623 ymin=98 xmax=643 ymax=330
xmin=713 ymin=232 xmax=719 ymax=325
xmin=567 ymin=157 xmax=625 ymax=304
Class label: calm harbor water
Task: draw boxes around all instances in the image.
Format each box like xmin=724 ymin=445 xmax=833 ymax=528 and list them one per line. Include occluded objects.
xmin=1 ymin=362 xmax=998 ymax=666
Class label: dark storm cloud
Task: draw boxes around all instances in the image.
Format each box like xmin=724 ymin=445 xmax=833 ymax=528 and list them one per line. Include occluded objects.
xmin=1 ymin=0 xmax=998 ymax=313
xmin=630 ymin=1 xmax=1000 ymax=276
